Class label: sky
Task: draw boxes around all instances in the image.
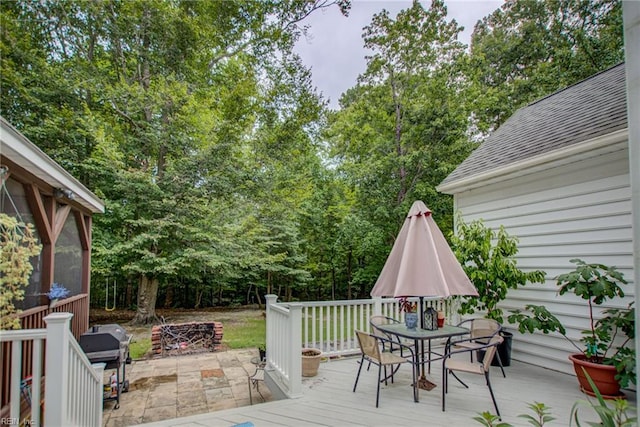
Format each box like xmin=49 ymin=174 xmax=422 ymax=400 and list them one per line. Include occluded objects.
xmin=293 ymin=0 xmax=504 ymax=109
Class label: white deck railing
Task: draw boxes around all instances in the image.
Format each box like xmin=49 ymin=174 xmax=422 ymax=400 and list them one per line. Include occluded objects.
xmin=264 ymin=295 xmax=459 ymax=399
xmin=0 ymin=313 xmax=104 ymax=427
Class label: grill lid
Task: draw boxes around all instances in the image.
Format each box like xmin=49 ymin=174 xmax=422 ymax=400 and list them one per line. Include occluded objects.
xmin=80 ymin=324 xmax=130 ymax=354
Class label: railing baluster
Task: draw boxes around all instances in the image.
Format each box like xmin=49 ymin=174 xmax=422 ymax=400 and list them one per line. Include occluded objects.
xmin=31 ymin=339 xmax=42 ymax=426
xmin=10 ymin=340 xmax=22 ymax=420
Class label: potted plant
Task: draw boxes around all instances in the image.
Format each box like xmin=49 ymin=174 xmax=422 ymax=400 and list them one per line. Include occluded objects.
xmin=451 ymin=217 xmax=545 ymax=366
xmin=46 ymin=283 xmax=70 ymax=308
xmin=301 ymin=348 xmax=322 ymax=377
xmin=508 ymin=259 xmax=635 ymax=398
xmin=398 ymin=297 xmax=418 ymax=330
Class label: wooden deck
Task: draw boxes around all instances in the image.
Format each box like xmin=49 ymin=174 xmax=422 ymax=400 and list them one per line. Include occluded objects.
xmin=137 ymin=353 xmax=636 ymax=427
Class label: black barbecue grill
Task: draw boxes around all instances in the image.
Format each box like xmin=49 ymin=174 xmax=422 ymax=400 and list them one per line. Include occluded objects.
xmin=80 ymin=324 xmax=132 ymax=409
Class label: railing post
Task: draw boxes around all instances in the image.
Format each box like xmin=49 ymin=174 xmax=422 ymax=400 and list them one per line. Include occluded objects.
xmin=92 ymin=363 xmax=106 ymax=427
xmin=373 ymin=296 xmax=382 ymax=316
xmin=265 ymin=294 xmax=278 ymax=366
xmin=288 ymin=303 xmax=303 ymax=398
xmin=44 ymin=312 xmax=73 ymax=426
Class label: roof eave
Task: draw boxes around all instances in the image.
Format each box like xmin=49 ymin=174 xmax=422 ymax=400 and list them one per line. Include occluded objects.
xmin=1 ymin=116 xmax=105 ymax=214
xmin=437 ymin=129 xmax=629 ymax=195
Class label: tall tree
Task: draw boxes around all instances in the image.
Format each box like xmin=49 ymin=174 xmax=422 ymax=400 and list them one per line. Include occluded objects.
xmin=468 ymin=0 xmax=624 ymax=133
xmin=327 ymin=0 xmax=473 ymax=291
xmin=2 ymin=0 xmax=351 ymax=322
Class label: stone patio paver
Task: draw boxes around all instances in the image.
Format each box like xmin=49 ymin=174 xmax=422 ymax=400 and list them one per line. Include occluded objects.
xmin=101 ymin=348 xmax=270 ymax=427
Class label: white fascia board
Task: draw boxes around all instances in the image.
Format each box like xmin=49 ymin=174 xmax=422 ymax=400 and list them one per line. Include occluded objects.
xmin=437 ymin=129 xmax=629 ymax=195
xmin=1 ymin=117 xmax=105 ymax=213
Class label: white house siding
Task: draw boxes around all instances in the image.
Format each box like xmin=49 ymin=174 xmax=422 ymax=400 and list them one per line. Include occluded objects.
xmin=452 ymin=145 xmax=635 ymax=375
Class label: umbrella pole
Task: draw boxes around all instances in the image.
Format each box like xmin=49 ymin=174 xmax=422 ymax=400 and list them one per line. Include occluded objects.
xmin=419 ymin=297 xmax=424 ymax=375
xmin=416 ymin=297 xmax=437 ymax=391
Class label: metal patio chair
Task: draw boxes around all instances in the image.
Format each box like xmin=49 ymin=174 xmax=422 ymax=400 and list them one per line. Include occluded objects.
xmin=248 ymin=356 xmax=266 ymax=404
xmin=442 ymin=335 xmax=504 ymax=417
xmin=369 ymin=315 xmax=410 ymax=357
xmin=452 ymin=318 xmax=506 ymax=378
xmin=353 ymin=330 xmax=416 ymax=407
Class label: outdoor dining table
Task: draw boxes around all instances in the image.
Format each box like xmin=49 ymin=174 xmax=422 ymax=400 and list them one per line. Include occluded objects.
xmin=375 ymin=322 xmax=469 ymax=402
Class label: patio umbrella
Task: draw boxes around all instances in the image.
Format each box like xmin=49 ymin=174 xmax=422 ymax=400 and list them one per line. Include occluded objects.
xmin=370 ymin=200 xmax=478 ymax=390
xmin=371 ymin=200 xmax=477 ymax=299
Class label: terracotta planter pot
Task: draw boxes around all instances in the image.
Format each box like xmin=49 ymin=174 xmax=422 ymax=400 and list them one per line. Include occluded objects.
xmin=568 ymin=353 xmax=624 ymax=399
xmin=302 ymin=348 xmax=322 ymax=377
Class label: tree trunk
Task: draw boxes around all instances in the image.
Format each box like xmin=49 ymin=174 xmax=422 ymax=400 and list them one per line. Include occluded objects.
xmin=132 ymin=275 xmax=159 ymax=324
xmin=254 ymin=287 xmax=263 ymax=309
xmin=125 ymin=279 xmax=133 ymax=308
xmin=266 ymin=271 xmax=272 ymax=294
xmin=347 ymin=250 xmax=352 ymax=300
xmin=195 ymin=289 xmax=204 ymax=309
xmin=164 ymin=283 xmax=174 ymax=308
xmin=390 ymin=71 xmax=407 ymax=205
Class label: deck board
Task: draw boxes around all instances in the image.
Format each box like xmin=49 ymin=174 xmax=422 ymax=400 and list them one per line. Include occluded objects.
xmin=139 ymin=355 xmax=634 ymax=427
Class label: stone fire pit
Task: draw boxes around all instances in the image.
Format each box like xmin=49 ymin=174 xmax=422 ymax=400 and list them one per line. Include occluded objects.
xmin=151 ymin=321 xmax=223 ymax=357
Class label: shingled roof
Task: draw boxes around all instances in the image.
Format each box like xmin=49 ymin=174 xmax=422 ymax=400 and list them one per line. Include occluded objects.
xmin=440 ymin=63 xmax=627 ymax=188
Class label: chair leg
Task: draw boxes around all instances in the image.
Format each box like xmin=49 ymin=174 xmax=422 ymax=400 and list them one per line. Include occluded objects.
xmin=495 ymin=351 xmax=506 ymax=378
xmin=485 ymin=372 xmax=500 ymax=418
xmin=376 ymin=364 xmax=382 ymax=408
xmin=248 ymin=376 xmax=253 ymax=405
xmin=441 ymin=365 xmax=447 ymax=412
xmin=411 ymin=363 xmax=418 ymax=402
xmin=353 ymin=355 xmax=365 ymax=392
xmin=450 ymin=371 xmax=468 ymax=388
xmin=255 ymin=379 xmax=265 ymax=402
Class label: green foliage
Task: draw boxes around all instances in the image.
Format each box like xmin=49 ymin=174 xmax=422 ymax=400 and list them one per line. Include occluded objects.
xmin=326 ymin=0 xmax=473 ymax=292
xmin=1 ymin=0 xmax=625 ymax=314
xmin=222 ymin=317 xmax=266 ymax=350
xmin=519 ymin=402 xmax=556 ymax=427
xmin=0 ymin=214 xmax=42 ymax=330
xmin=557 ymin=259 xmax=627 ymax=304
xmin=508 ymin=260 xmax=634 ymax=388
xmin=129 ymin=338 xmax=152 ymax=359
xmin=467 ymin=0 xmax=624 ymax=133
xmin=474 ymin=385 xmax=635 ymax=427
xmin=451 ymin=217 xmax=545 ymax=323
xmin=570 ymin=369 xmax=637 ymax=427
xmin=474 ymin=402 xmax=555 ymax=427
xmin=472 ymin=411 xmax=512 ymax=427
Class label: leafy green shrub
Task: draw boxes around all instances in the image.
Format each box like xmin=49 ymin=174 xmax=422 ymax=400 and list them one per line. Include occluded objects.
xmin=0 ymin=214 xmax=42 ymax=329
xmin=508 ymin=259 xmax=635 ymax=388
xmin=451 ymin=217 xmax=545 ymax=323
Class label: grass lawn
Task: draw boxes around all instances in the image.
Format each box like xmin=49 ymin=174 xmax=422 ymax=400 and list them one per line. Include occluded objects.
xmin=99 ymin=308 xmax=268 ymax=359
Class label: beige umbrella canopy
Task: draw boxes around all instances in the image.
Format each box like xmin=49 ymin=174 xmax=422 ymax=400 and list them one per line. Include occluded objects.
xmin=371 ymin=200 xmax=478 ymax=298
xmin=371 ymin=200 xmax=478 ymax=391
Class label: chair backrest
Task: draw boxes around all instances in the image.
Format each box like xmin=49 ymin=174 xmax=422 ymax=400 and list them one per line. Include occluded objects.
xmin=370 ymin=315 xmax=400 ymax=338
xmin=370 ymin=315 xmax=392 ymax=332
xmin=481 ymin=335 xmax=504 ymax=372
xmin=470 ymin=318 xmax=501 ymax=340
xmin=356 ymin=330 xmax=381 ymax=362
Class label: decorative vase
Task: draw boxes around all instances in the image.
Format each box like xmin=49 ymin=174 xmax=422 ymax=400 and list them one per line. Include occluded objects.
xmin=569 ymin=353 xmax=624 ymax=399
xmin=301 ymin=348 xmax=322 ymax=377
xmin=404 ymin=312 xmax=418 ymax=330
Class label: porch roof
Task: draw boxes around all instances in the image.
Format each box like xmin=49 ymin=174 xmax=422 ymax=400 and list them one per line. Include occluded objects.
xmin=1 ymin=116 xmax=104 ymax=214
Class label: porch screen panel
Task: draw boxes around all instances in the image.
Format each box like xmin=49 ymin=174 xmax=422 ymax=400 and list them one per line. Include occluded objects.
xmin=1 ymin=177 xmax=43 ymax=309
xmin=54 ymin=209 xmax=82 ymax=296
